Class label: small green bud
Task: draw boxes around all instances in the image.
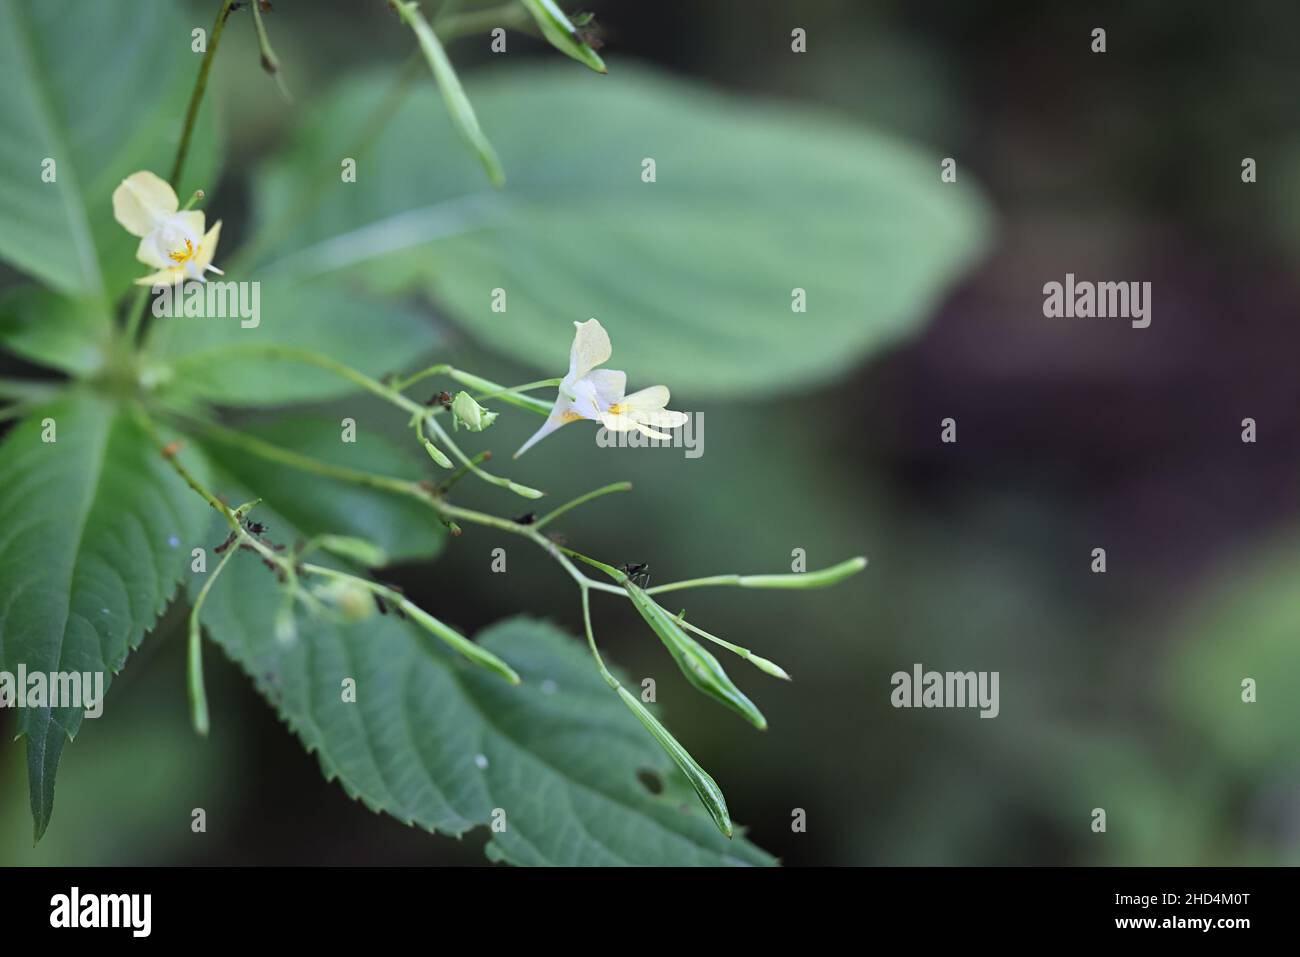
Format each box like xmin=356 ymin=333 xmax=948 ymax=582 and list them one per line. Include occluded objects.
xmin=422 ymin=439 xmax=453 ymax=469
xmin=274 ymin=605 xmax=297 ymax=645
xmin=315 ymin=579 xmax=374 ymax=624
xmin=451 ymin=391 xmax=499 ymax=432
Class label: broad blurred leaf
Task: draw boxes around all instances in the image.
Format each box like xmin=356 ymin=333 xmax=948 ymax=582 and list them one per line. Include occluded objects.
xmin=1169 ymin=544 xmax=1300 ymax=772
xmin=193 ymin=415 xmax=444 ymax=564
xmin=0 ymin=391 xmax=208 ymax=838
xmin=191 ymin=497 xmax=773 ymax=864
xmin=149 ymin=279 xmax=441 ymax=406
xmin=253 ymin=65 xmax=991 ymax=397
xmin=0 ymin=286 xmax=112 ymax=376
xmin=0 ymin=0 xmax=220 ymax=300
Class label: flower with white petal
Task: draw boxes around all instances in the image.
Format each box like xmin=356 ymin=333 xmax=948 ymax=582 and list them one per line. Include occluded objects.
xmin=112 ymin=170 xmax=223 ymax=285
xmin=515 ymin=318 xmax=686 ymax=457
xmin=600 ymin=385 xmax=689 ymax=439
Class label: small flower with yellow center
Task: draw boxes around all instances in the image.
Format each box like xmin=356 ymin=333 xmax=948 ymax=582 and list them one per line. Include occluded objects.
xmin=515 ymin=318 xmax=688 ymax=457
xmin=112 ymin=170 xmax=224 ymax=285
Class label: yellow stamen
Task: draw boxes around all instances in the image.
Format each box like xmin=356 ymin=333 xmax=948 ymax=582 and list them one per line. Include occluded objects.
xmin=168 ymin=239 xmax=196 ymax=265
xmin=561 ymin=410 xmax=584 ymax=423
xmin=606 ymin=403 xmax=623 ymax=415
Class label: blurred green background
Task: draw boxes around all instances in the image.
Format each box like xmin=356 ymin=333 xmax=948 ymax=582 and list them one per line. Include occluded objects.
xmin=3 ymin=0 xmax=1300 ymax=865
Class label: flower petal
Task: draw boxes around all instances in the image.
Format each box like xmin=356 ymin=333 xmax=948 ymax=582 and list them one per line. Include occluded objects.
xmin=633 ymin=422 xmax=673 ymax=440
xmin=113 ymin=171 xmax=179 ymax=237
xmin=599 ymin=411 xmax=637 ymax=432
xmin=620 ymin=384 xmax=671 ymax=411
xmin=194 ymin=220 xmax=222 ymax=271
xmin=568 ymin=318 xmax=612 ymax=379
xmin=134 ymin=221 xmax=222 ymax=286
xmin=134 ymin=266 xmax=186 ymax=286
xmin=587 ymin=368 xmax=626 ymax=407
xmin=514 ymin=395 xmax=581 ymax=458
xmin=135 ymin=210 xmax=206 ymax=268
xmin=640 ymin=409 xmax=689 ymax=429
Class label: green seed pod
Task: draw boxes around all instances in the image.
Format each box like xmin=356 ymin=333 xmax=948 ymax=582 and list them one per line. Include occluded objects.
xmin=520 ymin=0 xmax=607 ymax=74
xmin=624 ymin=581 xmax=767 ymax=730
xmin=615 ymin=686 xmax=731 ymax=838
xmin=394 ymin=1 xmax=506 ymax=186
xmin=401 ymin=602 xmax=520 ymax=685
xmin=739 ymin=556 xmax=867 ymax=590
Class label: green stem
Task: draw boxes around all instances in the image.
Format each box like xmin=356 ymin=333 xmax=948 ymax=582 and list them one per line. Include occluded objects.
xmin=675 ymin=616 xmax=791 ymax=681
xmin=171 ymin=0 xmax=236 ymax=186
xmin=122 ymin=282 xmax=152 ymax=346
xmin=300 ymin=560 xmax=519 ymax=683
xmin=188 ymin=543 xmax=240 ymax=735
xmin=164 ymin=409 xmax=430 ymax=499
xmin=534 ymin=481 xmax=631 ymax=530
xmin=424 ymin=413 xmax=542 ymax=499
xmin=645 ymin=557 xmax=869 ymax=595
xmin=438 ymin=450 xmax=490 ymax=493
xmin=436 ymin=2 xmax=534 ymax=38
xmin=176 ymin=344 xmax=427 ymax=416
xmin=391 ymin=365 xmax=551 ymax=416
xmin=580 ymin=587 xmax=618 ymax=690
xmin=250 ymin=0 xmax=290 ymax=100
xmin=141 ymin=406 xmax=518 ymax=683
xmin=557 ymin=545 xmax=624 ymax=582
xmin=393 ymin=0 xmax=505 ymax=186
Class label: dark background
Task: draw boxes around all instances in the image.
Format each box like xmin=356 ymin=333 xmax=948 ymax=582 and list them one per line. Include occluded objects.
xmin=3 ymin=0 xmax=1300 ymax=866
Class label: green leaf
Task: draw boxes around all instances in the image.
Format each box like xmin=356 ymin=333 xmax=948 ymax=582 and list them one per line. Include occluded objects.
xmin=190 ymin=499 xmax=772 ymax=864
xmin=148 ymin=279 xmax=441 ymax=407
xmin=0 ymin=391 xmax=209 ymax=839
xmin=0 ymin=286 xmax=113 ymax=377
xmin=0 ymin=0 xmax=221 ymax=300
xmin=253 ymin=65 xmax=990 ymax=397
xmin=1168 ymin=542 xmax=1300 ymax=772
xmin=188 ymin=415 xmax=445 ymax=564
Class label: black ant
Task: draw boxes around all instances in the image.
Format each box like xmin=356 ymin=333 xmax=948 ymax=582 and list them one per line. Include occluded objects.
xmin=617 ymin=562 xmax=651 ymax=589
xmin=514 ymin=512 xmax=538 ymax=525
xmin=571 ymin=11 xmax=604 ymax=50
xmin=377 ymin=583 xmax=408 ymax=619
xmin=426 ymin=390 xmax=453 ymax=409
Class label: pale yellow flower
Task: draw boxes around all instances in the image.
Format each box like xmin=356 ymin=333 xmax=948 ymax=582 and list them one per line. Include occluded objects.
xmin=112 ymin=170 xmax=223 ymax=285
xmin=515 ymin=318 xmax=686 ymax=457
